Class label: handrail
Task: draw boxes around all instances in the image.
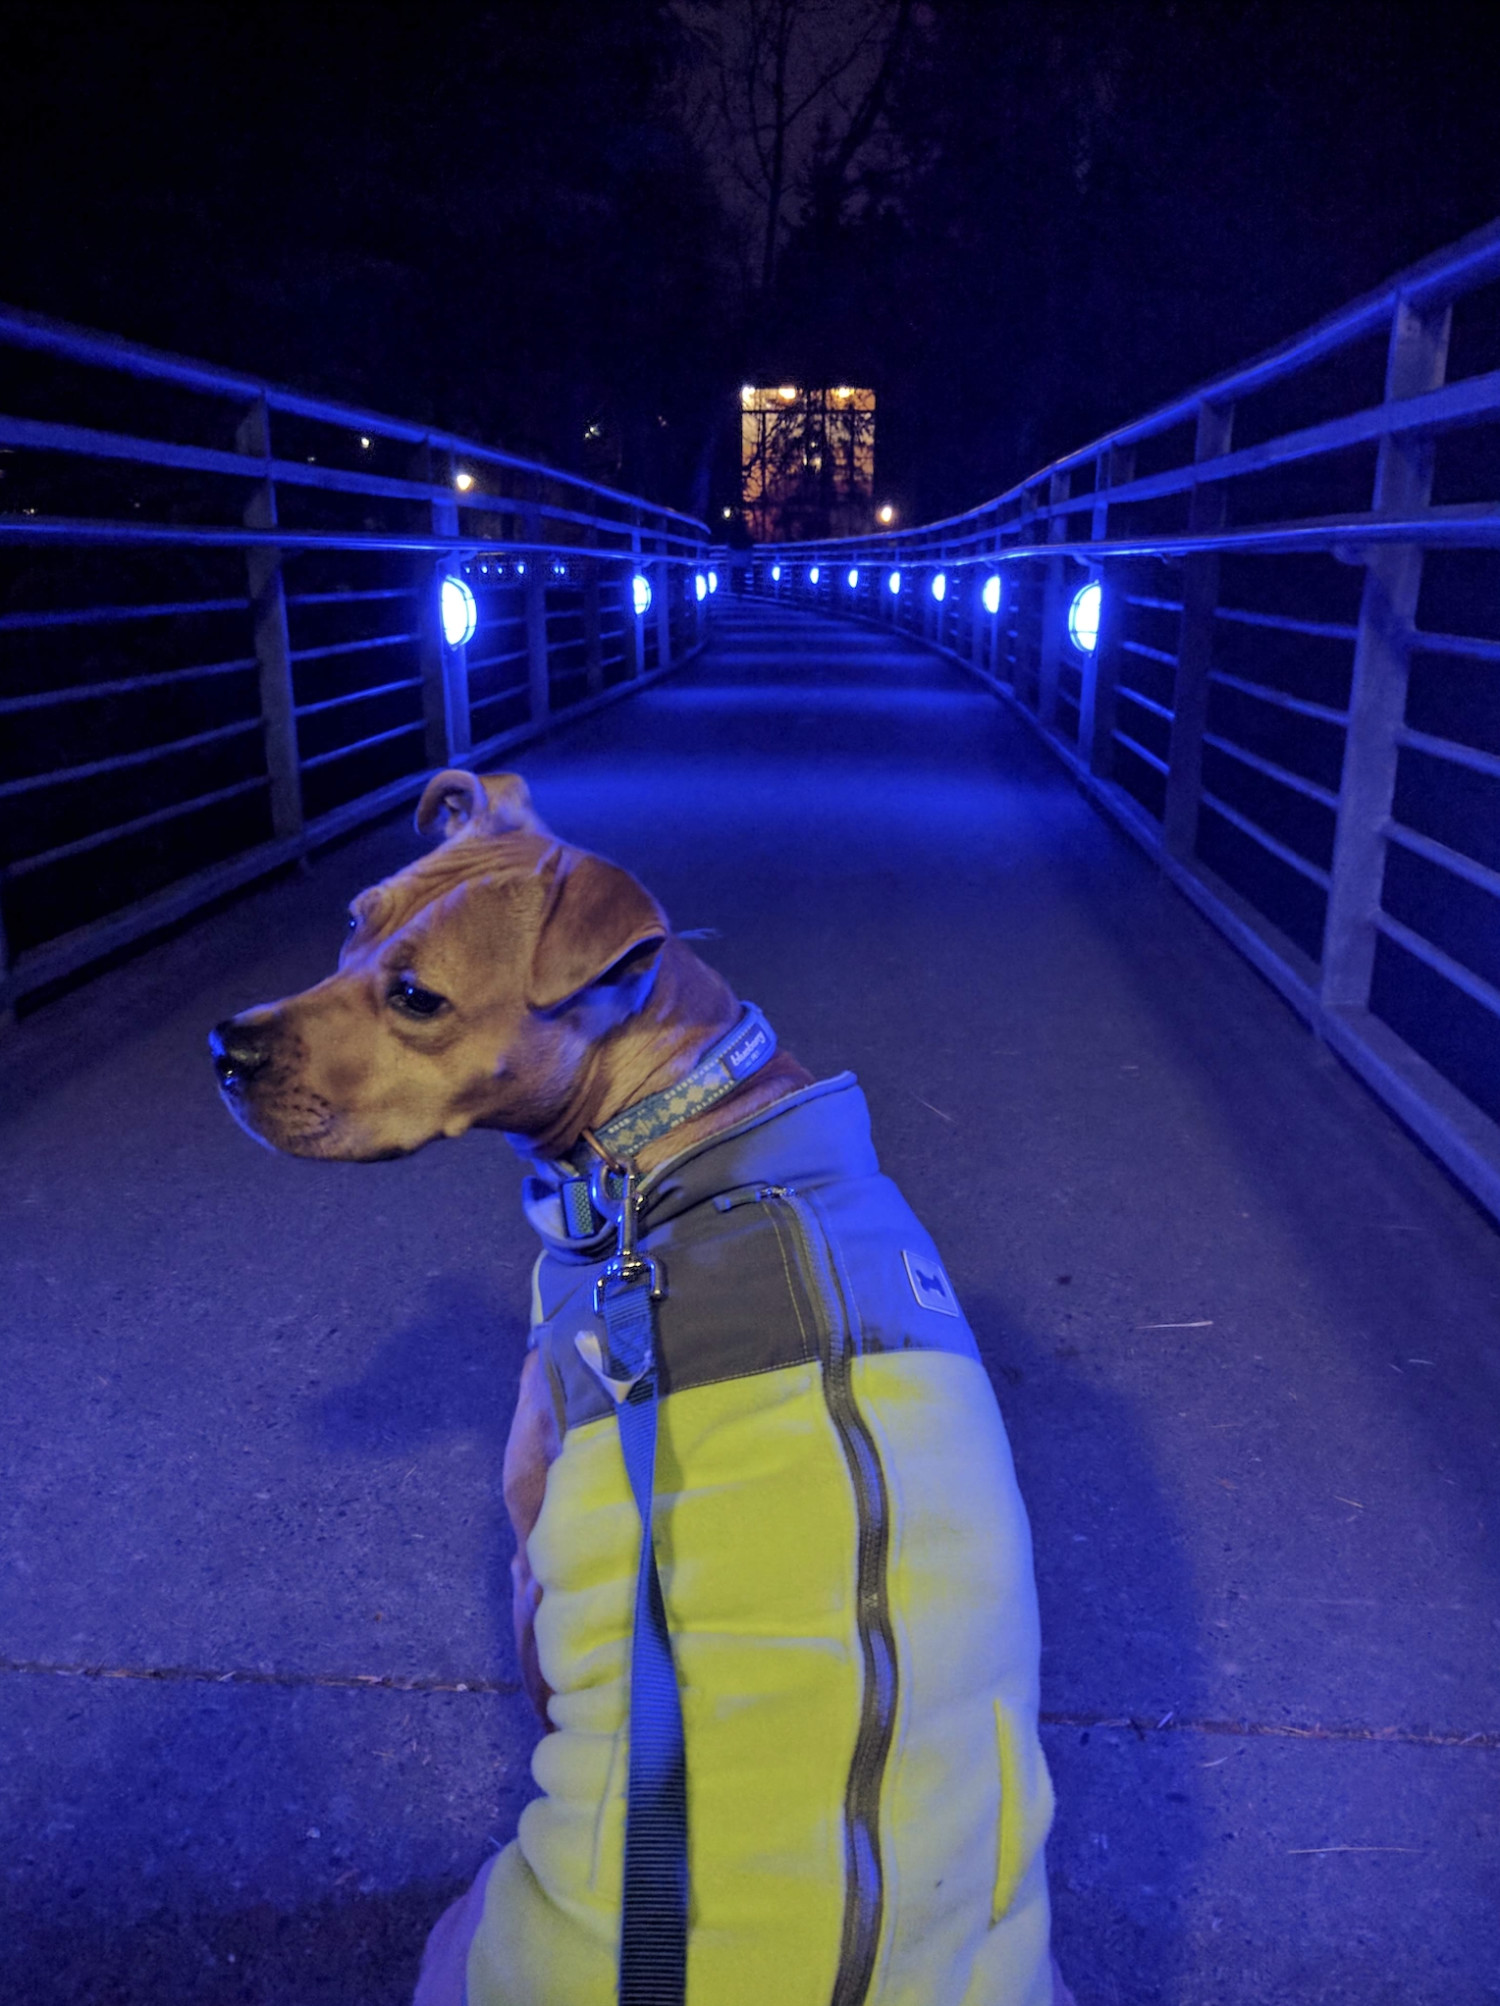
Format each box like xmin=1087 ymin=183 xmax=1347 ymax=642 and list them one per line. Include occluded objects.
xmin=739 ymin=215 xmax=1500 ymax=1230
xmin=0 ymin=301 xmax=705 ymax=530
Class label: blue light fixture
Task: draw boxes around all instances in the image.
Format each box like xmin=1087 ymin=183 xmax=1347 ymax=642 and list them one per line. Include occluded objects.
xmin=931 ymin=572 xmax=947 ymax=603
xmin=809 ymin=565 xmax=821 ymax=585
xmin=982 ymin=575 xmax=1002 ymax=616
xmin=888 ymin=569 xmax=901 ymax=595
xmin=694 ymin=573 xmax=708 ymax=602
xmin=1068 ymin=580 xmax=1102 ymax=653
xmin=847 ymin=567 xmax=860 ymax=590
xmin=440 ymin=575 xmax=477 ymax=648
xmin=632 ymin=574 xmax=653 ymax=617
xmin=708 ymin=570 xmax=719 ymax=593
xmin=771 ymin=564 xmax=782 ymax=583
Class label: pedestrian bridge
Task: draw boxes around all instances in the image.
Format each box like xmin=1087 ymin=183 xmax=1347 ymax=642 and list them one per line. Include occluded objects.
xmin=3 ymin=225 xmax=1500 ymax=2004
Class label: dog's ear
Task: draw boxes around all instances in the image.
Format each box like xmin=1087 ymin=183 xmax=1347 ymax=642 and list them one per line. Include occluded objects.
xmin=530 ymin=851 xmax=668 ymax=1014
xmin=415 ymin=770 xmax=547 ymax=843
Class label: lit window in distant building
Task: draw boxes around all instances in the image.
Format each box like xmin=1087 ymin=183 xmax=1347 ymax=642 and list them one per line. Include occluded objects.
xmin=740 ymin=385 xmax=876 ymax=543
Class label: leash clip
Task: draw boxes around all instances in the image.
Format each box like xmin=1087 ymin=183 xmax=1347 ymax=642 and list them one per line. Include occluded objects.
xmin=582 ymin=1147 xmax=666 ymax=1313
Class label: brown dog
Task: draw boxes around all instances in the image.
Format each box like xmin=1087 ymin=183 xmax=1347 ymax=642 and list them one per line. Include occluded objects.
xmin=212 ymin=769 xmax=1071 ymax=2006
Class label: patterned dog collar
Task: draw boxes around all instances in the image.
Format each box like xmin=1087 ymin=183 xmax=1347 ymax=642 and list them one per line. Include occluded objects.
xmin=557 ymin=1004 xmax=777 ymax=1240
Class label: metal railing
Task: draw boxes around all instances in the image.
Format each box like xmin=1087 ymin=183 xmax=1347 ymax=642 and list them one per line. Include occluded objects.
xmin=743 ymin=216 xmax=1500 ymax=1224
xmin=0 ymin=307 xmax=713 ymax=1009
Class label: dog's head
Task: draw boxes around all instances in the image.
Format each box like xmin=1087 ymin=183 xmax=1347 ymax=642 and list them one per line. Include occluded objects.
xmin=209 ymin=771 xmax=668 ymax=1160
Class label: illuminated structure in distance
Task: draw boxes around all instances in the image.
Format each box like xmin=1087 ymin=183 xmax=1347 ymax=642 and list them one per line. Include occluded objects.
xmin=739 ymin=383 xmax=875 ymax=542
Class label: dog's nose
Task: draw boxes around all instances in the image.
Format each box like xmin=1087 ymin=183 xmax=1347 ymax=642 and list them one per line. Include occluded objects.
xmin=210 ymin=1018 xmax=273 ymax=1089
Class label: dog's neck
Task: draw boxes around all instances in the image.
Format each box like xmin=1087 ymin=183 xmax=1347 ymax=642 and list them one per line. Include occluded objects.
xmin=512 ymin=937 xmax=813 ymax=1172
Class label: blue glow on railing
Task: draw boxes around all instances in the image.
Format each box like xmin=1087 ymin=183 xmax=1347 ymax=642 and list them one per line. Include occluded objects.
xmin=847 ymin=567 xmax=860 ymax=589
xmin=931 ymin=572 xmax=947 ymax=602
xmin=695 ymin=572 xmax=708 ymax=601
xmin=888 ymin=570 xmax=901 ymax=595
xmin=632 ymin=573 xmax=652 ymax=617
xmin=771 ymin=564 xmax=782 ymax=582
xmin=1068 ymin=580 xmax=1102 ymax=652
xmin=809 ymin=565 xmax=821 ymax=585
xmin=708 ymin=569 xmax=719 ymax=593
xmin=440 ymin=575 xmax=477 ymax=648
xmin=982 ymin=575 xmax=1002 ymax=616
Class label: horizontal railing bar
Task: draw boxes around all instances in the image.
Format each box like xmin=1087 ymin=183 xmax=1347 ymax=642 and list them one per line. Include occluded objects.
xmin=1207 ymin=669 xmax=1350 ymax=725
xmin=0 ymin=717 xmax=260 ymax=798
xmin=1122 ymin=638 xmax=1177 ymax=666
xmin=1383 ymin=819 xmax=1500 ymax=902
xmin=0 ymin=413 xmax=706 ymax=550
xmin=1116 ymin=683 xmax=1175 ymax=722
xmin=1396 ymin=725 xmax=1500 ymax=779
xmin=0 ymin=595 xmax=247 ymax=634
xmin=1111 ymin=727 xmax=1170 ymax=775
xmin=284 ymin=587 xmax=415 ymax=607
xmin=1214 ymin=605 xmax=1360 ymax=642
xmin=751 ymin=506 xmax=1500 ymax=565
xmin=294 ymin=676 xmax=423 ymax=719
xmin=0 ymin=301 xmax=708 ymax=531
xmin=1199 ymin=787 xmax=1333 ymax=888
xmin=7 ymin=775 xmax=269 ymax=877
xmin=0 ymin=655 xmax=259 ymax=714
xmin=1126 ymin=595 xmax=1184 ymax=612
xmin=1032 ymin=367 xmax=1500 ymax=521
xmin=1375 ymin=909 xmax=1500 ymax=1022
xmin=1202 ymin=730 xmax=1342 ymax=809
xmin=1408 ymin=628 xmax=1500 ymax=663
xmin=289 ymin=631 xmax=418 ymax=666
xmin=299 ymin=719 xmax=423 ymax=770
xmin=0 ymin=516 xmax=706 ymax=560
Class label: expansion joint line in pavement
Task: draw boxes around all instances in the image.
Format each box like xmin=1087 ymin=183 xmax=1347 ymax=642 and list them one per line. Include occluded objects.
xmin=1039 ymin=1708 xmax=1500 ymax=1751
xmin=0 ymin=1656 xmax=519 ymax=1697
xmin=2 ymin=1661 xmax=1495 ymax=1750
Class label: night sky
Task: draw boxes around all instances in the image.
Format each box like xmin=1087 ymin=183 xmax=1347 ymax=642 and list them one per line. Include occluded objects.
xmin=3 ymin=0 xmax=1497 ymax=522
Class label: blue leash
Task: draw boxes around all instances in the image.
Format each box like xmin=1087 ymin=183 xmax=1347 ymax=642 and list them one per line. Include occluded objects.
xmin=590 ymin=1175 xmax=689 ymax=2005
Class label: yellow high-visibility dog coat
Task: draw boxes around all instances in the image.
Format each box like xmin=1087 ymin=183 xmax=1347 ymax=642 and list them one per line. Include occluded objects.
xmin=466 ymin=1074 xmax=1057 ymax=2006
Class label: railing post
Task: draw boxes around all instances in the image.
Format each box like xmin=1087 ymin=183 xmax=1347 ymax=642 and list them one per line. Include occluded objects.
xmin=654 ymin=534 xmax=673 ymax=676
xmin=1079 ymin=446 xmax=1133 ymax=774
xmin=628 ymin=523 xmax=646 ymax=678
xmin=522 ymin=503 xmax=550 ymax=729
xmin=411 ymin=439 xmax=470 ymax=767
xmin=1321 ymin=295 xmax=1451 ymax=1007
xmin=1037 ymin=471 xmax=1072 ymax=728
xmin=1163 ymin=400 xmax=1233 ymax=856
xmin=235 ymin=397 xmax=304 ymax=843
xmin=582 ymin=547 xmax=605 ymax=697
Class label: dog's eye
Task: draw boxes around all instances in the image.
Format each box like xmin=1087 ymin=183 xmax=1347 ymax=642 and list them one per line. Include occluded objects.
xmin=388 ymin=978 xmax=448 ymax=1019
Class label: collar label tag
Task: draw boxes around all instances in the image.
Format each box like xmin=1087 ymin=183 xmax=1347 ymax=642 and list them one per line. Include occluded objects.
xmin=723 ymin=1019 xmax=772 ymax=1080
xmin=903 ymin=1249 xmax=961 ymax=1318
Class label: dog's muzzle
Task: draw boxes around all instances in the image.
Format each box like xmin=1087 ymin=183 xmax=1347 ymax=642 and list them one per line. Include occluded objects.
xmin=209 ymin=1016 xmax=275 ymax=1093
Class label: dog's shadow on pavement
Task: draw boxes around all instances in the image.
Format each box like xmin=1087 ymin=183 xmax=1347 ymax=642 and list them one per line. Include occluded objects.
xmin=965 ymin=1287 xmax=1208 ymax=2006
xmin=312 ymin=1269 xmax=532 ymax=1696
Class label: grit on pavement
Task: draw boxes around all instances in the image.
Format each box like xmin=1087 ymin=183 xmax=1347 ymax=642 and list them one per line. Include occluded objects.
xmin=3 ymin=602 xmax=1498 ymax=2005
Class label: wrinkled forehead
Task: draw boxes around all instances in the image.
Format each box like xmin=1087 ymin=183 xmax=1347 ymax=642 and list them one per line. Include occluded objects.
xmin=347 ymin=832 xmax=561 ymax=945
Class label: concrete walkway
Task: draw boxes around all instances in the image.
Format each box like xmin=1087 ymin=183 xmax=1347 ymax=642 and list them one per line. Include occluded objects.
xmin=3 ymin=602 xmax=1497 ymax=2005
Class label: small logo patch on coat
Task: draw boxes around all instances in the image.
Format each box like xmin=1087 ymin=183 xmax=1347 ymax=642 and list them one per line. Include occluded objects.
xmin=903 ymin=1249 xmax=961 ymax=1317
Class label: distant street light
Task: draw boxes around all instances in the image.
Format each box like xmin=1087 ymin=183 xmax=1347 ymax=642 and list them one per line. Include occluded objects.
xmin=454 ymin=471 xmax=475 ymax=491
xmin=877 ymin=504 xmax=895 ymax=525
